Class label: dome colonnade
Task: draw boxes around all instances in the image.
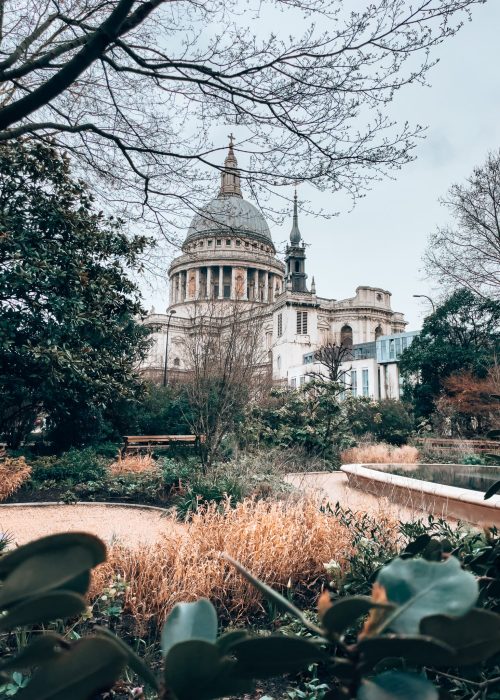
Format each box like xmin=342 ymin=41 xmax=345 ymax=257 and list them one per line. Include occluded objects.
xmin=168 ymin=137 xmax=285 ymax=309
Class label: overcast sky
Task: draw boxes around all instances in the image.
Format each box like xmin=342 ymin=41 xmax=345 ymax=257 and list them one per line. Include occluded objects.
xmin=143 ymin=0 xmax=500 ymax=331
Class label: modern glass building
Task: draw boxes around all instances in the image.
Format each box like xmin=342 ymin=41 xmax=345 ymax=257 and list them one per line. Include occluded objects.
xmin=376 ymin=331 xmax=419 ymax=364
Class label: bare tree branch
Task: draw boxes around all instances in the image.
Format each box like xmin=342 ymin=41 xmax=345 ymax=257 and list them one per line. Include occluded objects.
xmin=425 ymin=149 xmax=500 ymax=301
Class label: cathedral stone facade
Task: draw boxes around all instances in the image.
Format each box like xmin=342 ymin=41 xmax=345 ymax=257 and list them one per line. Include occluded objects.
xmin=142 ymin=140 xmax=409 ymax=398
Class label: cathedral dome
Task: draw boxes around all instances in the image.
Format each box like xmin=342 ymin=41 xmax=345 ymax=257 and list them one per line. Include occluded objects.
xmin=184 ymin=195 xmax=273 ymax=247
xmin=183 ymin=136 xmax=273 ymax=249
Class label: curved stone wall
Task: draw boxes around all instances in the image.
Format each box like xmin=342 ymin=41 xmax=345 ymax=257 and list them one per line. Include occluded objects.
xmin=341 ymin=463 xmax=500 ymax=526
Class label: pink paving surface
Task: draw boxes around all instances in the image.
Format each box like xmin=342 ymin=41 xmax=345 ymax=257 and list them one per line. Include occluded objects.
xmin=285 ymin=471 xmax=446 ymax=522
xmin=0 ymin=504 xmax=179 ymax=548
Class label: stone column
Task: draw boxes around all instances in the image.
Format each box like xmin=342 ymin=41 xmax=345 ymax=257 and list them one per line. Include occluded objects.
xmin=218 ymin=266 xmax=223 ymax=299
xmin=264 ymin=271 xmax=269 ymax=302
xmin=206 ymin=266 xmax=212 ymax=298
xmin=231 ymin=267 xmax=236 ymax=300
xmin=195 ymin=268 xmax=200 ymax=300
xmin=243 ymin=268 xmax=248 ymax=300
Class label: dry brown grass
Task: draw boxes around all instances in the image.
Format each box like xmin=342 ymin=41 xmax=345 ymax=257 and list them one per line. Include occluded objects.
xmin=108 ymin=453 xmax=157 ymax=476
xmin=341 ymin=444 xmax=419 ymax=464
xmin=0 ymin=457 xmax=31 ymax=501
xmin=91 ymin=498 xmax=370 ymax=629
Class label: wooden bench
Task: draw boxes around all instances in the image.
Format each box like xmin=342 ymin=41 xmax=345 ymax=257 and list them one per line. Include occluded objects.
xmin=121 ymin=435 xmax=205 ymax=456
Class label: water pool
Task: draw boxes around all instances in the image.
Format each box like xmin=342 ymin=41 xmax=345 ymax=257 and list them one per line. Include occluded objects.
xmin=372 ymin=463 xmax=499 ymax=493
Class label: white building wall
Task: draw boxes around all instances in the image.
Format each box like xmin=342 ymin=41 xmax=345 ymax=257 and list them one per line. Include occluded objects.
xmin=272 ymin=303 xmax=319 ymax=381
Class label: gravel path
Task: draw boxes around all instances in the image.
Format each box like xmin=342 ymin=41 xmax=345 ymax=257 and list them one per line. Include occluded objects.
xmin=0 ymin=503 xmax=181 ymax=548
xmin=285 ymin=471 xmax=437 ymax=522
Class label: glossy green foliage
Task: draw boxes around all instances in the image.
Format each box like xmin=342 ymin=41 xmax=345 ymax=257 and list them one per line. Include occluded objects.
xmin=374 ymin=557 xmax=478 ymax=633
xmin=161 ymin=599 xmax=218 ymax=656
xmin=0 ymin=533 xmax=157 ymax=698
xmin=358 ymin=671 xmax=438 ymax=700
xmin=2 ymin=531 xmax=500 ymax=700
xmin=158 ymin=554 xmax=500 ymax=700
xmin=0 ymin=139 xmax=152 ymax=449
xmin=399 ymin=289 xmax=500 ymax=417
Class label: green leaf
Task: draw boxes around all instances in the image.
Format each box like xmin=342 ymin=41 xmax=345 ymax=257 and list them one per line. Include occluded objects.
xmin=321 ymin=596 xmax=394 ymax=636
xmin=0 ymin=634 xmax=68 ymax=671
xmin=16 ymin=637 xmax=127 ymax=700
xmin=374 ymin=557 xmax=478 ymax=634
xmin=223 ymin=554 xmax=321 ymax=634
xmin=161 ymin=598 xmax=218 ymax=657
xmin=0 ymin=534 xmax=106 ymax=578
xmin=403 ymin=535 xmax=432 ymax=557
xmin=484 ymin=480 xmax=500 ymax=500
xmin=0 ymin=592 xmax=87 ymax=630
xmin=420 ymin=608 xmax=500 ymax=665
xmin=94 ymin=627 xmax=158 ymax=690
xmin=164 ymin=640 xmax=253 ymax=700
xmin=358 ymin=635 xmax=456 ymax=668
xmin=358 ymin=671 xmax=438 ymax=700
xmin=0 ymin=546 xmax=99 ymax=609
xmin=216 ymin=630 xmax=250 ymax=655
xmin=230 ymin=635 xmax=328 ymax=678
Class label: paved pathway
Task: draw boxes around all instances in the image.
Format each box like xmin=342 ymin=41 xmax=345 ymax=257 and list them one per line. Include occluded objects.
xmin=0 ymin=503 xmax=179 ymax=548
xmin=285 ymin=471 xmax=434 ymax=522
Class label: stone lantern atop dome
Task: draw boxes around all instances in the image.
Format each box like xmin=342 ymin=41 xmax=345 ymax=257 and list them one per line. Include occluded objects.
xmin=219 ymin=134 xmax=242 ymax=198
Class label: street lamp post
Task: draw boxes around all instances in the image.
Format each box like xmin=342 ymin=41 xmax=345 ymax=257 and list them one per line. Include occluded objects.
xmin=163 ymin=310 xmax=177 ymax=387
xmin=412 ymin=294 xmax=436 ymax=313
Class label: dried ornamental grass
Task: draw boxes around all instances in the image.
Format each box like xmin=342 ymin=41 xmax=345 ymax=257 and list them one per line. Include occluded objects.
xmin=0 ymin=457 xmax=31 ymax=501
xmin=91 ymin=498 xmax=361 ymax=629
xmin=108 ymin=453 xmax=157 ymax=476
xmin=341 ymin=444 xmax=419 ymax=464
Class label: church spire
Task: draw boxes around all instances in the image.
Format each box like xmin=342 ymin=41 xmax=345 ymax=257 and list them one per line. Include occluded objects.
xmin=219 ymin=133 xmax=242 ymax=198
xmin=289 ymin=188 xmax=302 ymax=244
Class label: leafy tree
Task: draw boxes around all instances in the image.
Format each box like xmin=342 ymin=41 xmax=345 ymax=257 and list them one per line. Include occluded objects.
xmin=0 ymin=139 xmax=151 ymax=448
xmin=109 ymin=384 xmax=194 ymax=436
xmin=345 ymin=397 xmax=414 ymax=446
xmin=251 ymin=380 xmax=352 ymax=463
xmin=399 ymin=289 xmax=500 ymax=419
xmin=425 ymin=149 xmax=500 ymax=301
xmin=433 ymin=366 xmax=500 ymax=437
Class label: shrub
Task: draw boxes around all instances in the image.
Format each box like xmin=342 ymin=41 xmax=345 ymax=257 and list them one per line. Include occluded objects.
xmin=462 ymin=453 xmax=486 ymax=465
xmin=74 ymin=472 xmax=166 ymax=504
xmin=29 ymin=447 xmax=108 ymax=484
xmin=2 ymin=528 xmax=500 ymax=700
xmin=91 ymin=498 xmax=357 ymax=628
xmin=0 ymin=457 xmax=31 ymax=501
xmin=345 ymin=397 xmax=414 ymax=445
xmin=341 ymin=443 xmax=419 ymax=464
xmin=174 ymin=478 xmax=245 ymax=517
xmin=109 ymin=453 xmax=157 ymax=476
xmin=161 ymin=456 xmax=200 ymax=488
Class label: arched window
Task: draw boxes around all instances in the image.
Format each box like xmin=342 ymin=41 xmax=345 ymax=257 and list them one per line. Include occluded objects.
xmin=340 ymin=324 xmax=353 ymax=348
xmin=277 ymin=355 xmax=281 ymax=371
xmin=295 ymin=260 xmax=300 ymax=272
xmin=375 ymin=325 xmax=383 ymax=340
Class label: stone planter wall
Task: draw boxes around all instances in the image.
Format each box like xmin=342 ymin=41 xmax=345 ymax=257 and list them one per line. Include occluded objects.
xmin=341 ymin=463 xmax=500 ymax=526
